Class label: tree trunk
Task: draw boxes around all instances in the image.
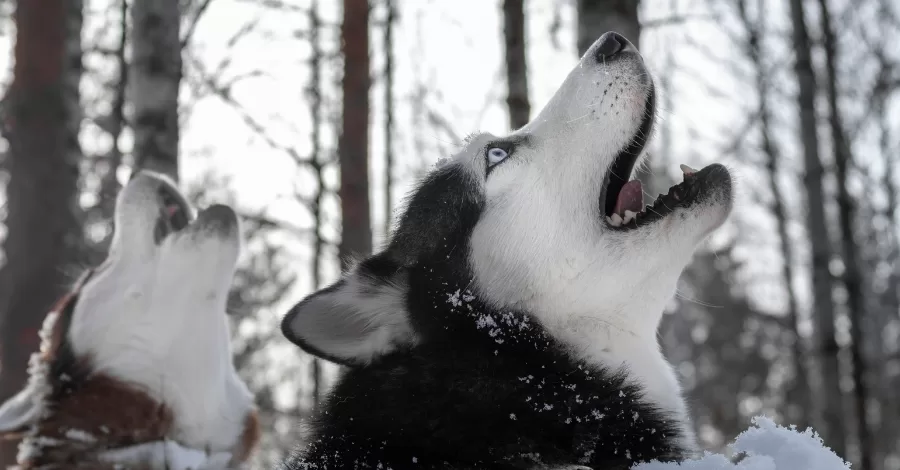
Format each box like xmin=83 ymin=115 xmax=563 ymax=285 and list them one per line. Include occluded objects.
xmin=130 ymin=0 xmax=181 ymax=181
xmin=788 ymin=0 xmax=845 ymax=456
xmin=100 ymin=0 xmax=129 ymax=222
xmin=878 ymin=77 xmax=900 ymax=470
xmin=576 ymin=0 xmax=640 ymax=55
xmin=816 ymin=0 xmax=871 ymax=466
xmin=307 ymin=0 xmax=325 ymax=407
xmin=338 ymin=0 xmax=372 ymax=268
xmin=503 ymin=0 xmax=530 ymax=130
xmin=0 ymin=0 xmax=84 ymax=464
xmin=737 ymin=0 xmax=810 ymax=429
xmin=383 ymin=0 xmax=396 ymax=237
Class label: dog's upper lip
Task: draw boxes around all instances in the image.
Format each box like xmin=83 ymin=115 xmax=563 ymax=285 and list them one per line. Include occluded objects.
xmin=158 ymin=185 xmax=193 ymax=229
xmin=600 ymin=83 xmax=656 ymax=219
xmin=154 ymin=184 xmax=193 ymax=243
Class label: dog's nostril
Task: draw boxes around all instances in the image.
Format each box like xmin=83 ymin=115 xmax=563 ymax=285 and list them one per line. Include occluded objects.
xmin=595 ymin=32 xmax=627 ymax=61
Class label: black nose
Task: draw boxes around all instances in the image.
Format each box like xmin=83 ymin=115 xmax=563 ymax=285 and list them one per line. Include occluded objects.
xmin=595 ymin=32 xmax=631 ymax=61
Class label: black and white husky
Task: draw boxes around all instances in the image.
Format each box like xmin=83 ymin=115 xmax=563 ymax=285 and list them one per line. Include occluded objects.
xmin=281 ymin=32 xmax=733 ymax=470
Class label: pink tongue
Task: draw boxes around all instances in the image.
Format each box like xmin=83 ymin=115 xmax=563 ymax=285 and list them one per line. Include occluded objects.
xmin=613 ymin=180 xmax=643 ymax=216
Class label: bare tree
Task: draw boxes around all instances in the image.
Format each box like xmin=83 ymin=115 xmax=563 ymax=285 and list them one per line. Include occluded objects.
xmin=383 ymin=0 xmax=396 ymax=236
xmin=816 ymin=0 xmax=871 ymax=466
xmin=872 ymin=15 xmax=900 ymax=460
xmin=130 ymin=0 xmax=181 ymax=180
xmin=576 ymin=0 xmax=640 ymax=55
xmin=307 ymin=0 xmax=326 ymax=407
xmin=788 ymin=0 xmax=845 ymax=456
xmin=735 ymin=0 xmax=810 ymax=428
xmin=0 ymin=0 xmax=84 ymax=464
xmin=98 ymin=0 xmax=129 ymax=222
xmin=338 ymin=0 xmax=372 ymax=267
xmin=503 ymin=0 xmax=530 ymax=129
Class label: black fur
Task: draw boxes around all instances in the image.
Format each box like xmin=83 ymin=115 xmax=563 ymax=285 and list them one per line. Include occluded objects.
xmin=280 ymin=164 xmax=690 ymax=469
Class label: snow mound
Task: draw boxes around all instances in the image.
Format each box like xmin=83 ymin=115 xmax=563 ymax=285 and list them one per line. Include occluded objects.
xmin=633 ymin=416 xmax=851 ymax=470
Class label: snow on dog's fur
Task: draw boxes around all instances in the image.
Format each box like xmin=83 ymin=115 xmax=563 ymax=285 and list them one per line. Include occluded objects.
xmin=0 ymin=172 xmax=259 ymax=469
xmin=280 ymin=32 xmax=734 ymax=469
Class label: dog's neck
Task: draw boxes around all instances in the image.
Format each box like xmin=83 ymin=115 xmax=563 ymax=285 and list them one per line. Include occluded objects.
xmin=548 ymin=311 xmax=699 ymax=454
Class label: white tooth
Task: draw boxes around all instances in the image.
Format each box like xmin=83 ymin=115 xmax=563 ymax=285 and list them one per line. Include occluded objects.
xmin=623 ymin=210 xmax=636 ymax=224
xmin=606 ymin=215 xmax=613 ymax=225
xmin=611 ymin=213 xmax=623 ymax=226
xmin=680 ymin=163 xmax=698 ymax=174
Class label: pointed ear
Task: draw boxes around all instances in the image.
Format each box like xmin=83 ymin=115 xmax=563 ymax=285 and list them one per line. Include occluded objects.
xmin=281 ymin=254 xmax=415 ymax=366
xmin=0 ymin=384 xmax=41 ymax=434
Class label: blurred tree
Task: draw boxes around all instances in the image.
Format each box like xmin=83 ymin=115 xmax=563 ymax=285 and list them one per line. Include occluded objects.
xmin=131 ymin=0 xmax=181 ymax=180
xmin=503 ymin=0 xmax=530 ymax=130
xmin=788 ymin=0 xmax=845 ymax=457
xmin=817 ymin=0 xmax=872 ymax=467
xmin=383 ymin=0 xmax=396 ymax=236
xmin=734 ymin=0 xmax=809 ymax=428
xmin=338 ymin=0 xmax=372 ymax=267
xmin=0 ymin=0 xmax=84 ymax=464
xmin=97 ymin=0 xmax=129 ymax=224
xmin=308 ymin=0 xmax=326 ymax=407
xmin=576 ymin=0 xmax=640 ymax=55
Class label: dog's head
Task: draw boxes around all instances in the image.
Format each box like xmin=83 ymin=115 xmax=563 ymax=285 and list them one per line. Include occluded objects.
xmin=0 ymin=171 xmax=259 ymax=468
xmin=282 ymin=33 xmax=732 ymax=369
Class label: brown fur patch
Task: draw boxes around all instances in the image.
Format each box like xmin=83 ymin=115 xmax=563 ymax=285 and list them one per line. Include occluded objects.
xmin=230 ymin=410 xmax=261 ymax=464
xmin=17 ymin=370 xmax=173 ymax=469
xmin=40 ymin=292 xmax=75 ymax=363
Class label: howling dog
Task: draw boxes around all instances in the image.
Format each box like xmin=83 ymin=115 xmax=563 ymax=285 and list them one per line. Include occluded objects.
xmin=280 ymin=32 xmax=733 ymax=469
xmin=0 ymin=172 xmax=259 ymax=469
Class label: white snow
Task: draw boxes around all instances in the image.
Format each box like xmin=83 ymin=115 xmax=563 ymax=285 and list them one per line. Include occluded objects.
xmin=633 ymin=416 xmax=851 ymax=470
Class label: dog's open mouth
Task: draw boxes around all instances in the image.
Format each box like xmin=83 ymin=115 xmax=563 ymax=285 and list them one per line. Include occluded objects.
xmin=154 ymin=184 xmax=193 ymax=243
xmin=599 ymin=86 xmax=728 ymax=231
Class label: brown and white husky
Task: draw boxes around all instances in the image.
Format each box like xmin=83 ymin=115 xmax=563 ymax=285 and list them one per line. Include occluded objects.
xmin=0 ymin=171 xmax=259 ymax=469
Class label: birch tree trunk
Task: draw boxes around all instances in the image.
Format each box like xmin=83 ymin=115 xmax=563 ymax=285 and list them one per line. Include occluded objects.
xmin=338 ymin=0 xmax=372 ymax=268
xmin=788 ymin=0 xmax=846 ymax=457
xmin=503 ymin=0 xmax=530 ymax=130
xmin=0 ymin=0 xmax=84 ymax=464
xmin=130 ymin=0 xmax=181 ymax=181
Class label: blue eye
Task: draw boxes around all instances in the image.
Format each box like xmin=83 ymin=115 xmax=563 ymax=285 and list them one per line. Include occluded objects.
xmin=487 ymin=147 xmax=508 ymax=166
